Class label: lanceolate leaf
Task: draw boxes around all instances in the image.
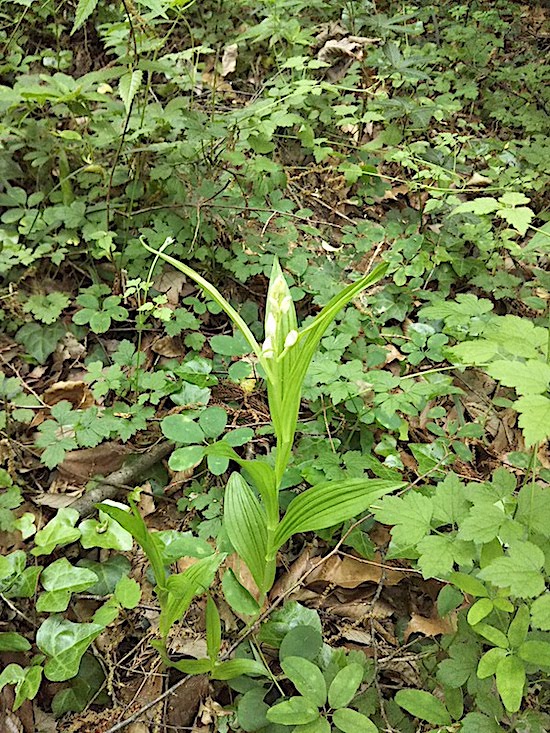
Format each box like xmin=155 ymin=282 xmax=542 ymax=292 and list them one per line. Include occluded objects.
xmin=119 ymin=70 xmax=143 ymax=113
xmin=224 ymin=473 xmax=268 ymax=592
xmin=274 ymin=478 xmax=403 ymax=549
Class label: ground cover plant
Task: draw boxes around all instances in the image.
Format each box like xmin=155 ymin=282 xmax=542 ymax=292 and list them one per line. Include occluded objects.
xmin=0 ymin=0 xmax=549 ymax=731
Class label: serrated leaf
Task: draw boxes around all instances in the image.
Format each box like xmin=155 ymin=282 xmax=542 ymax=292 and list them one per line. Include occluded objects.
xmin=452 ymin=197 xmax=500 ymax=216
xmin=507 ymin=605 xmax=530 ymax=648
xmin=516 ymin=484 xmax=550 ymax=538
xmin=497 ymin=206 xmax=533 ymax=235
xmin=487 ymin=359 xmax=550 ymax=396
xmin=71 ymin=0 xmax=99 ymax=33
xmin=372 ymin=490 xmax=432 ymax=548
xmin=119 ymin=70 xmax=143 ymax=113
xmin=275 ymin=478 xmax=403 ymax=550
xmin=478 ymin=541 xmax=545 ymax=598
xmin=496 ymin=654 xmax=525 ymax=713
xmin=514 ymin=394 xmax=550 ymax=446
xmin=395 ymin=689 xmax=451 ymax=725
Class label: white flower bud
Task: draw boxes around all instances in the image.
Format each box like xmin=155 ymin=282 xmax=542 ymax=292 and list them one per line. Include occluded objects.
xmin=262 ymin=336 xmax=274 ymax=358
xmin=265 ymin=312 xmax=277 ymax=339
xmin=280 ymin=295 xmax=292 ymax=314
xmin=284 ymin=330 xmax=298 ymax=349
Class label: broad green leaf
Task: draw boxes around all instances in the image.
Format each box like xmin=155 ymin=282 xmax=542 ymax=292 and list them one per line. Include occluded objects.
xmin=531 ymin=594 xmax=550 ymax=630
xmin=79 ymin=556 xmax=131 ymax=596
xmin=514 ymin=394 xmax=550 ymax=446
xmin=473 ymin=623 xmax=509 ymax=649
xmin=154 ymin=530 xmax=213 ymax=562
xmin=437 ymin=642 xmax=479 ymax=688
xmin=497 ymin=206 xmax=533 ymax=235
xmin=71 ymin=0 xmax=99 ymax=32
xmin=477 ymin=647 xmax=507 ymax=679
xmin=206 ymin=596 xmax=222 ymax=661
xmin=199 ymin=406 xmax=228 ymax=438
xmin=78 ymin=508 xmax=134 ymax=551
xmin=160 ymin=553 xmax=223 ymax=637
xmin=258 ymin=602 xmax=322 ymax=648
xmin=38 ymin=558 xmax=98 ymax=612
xmin=221 ymin=568 xmax=260 ymax=616
xmin=280 ymin=625 xmax=323 ymax=662
xmin=507 ymin=605 xmax=530 ymax=648
xmin=293 ymin=716 xmax=331 ymax=733
xmin=332 ymin=708 xmax=378 ymax=733
xmin=0 ymin=664 xmax=43 ymax=711
xmin=238 ymin=688 xmax=269 ymax=732
xmin=31 ymin=508 xmax=80 ymax=556
xmin=518 ymin=640 xmax=550 ymax=667
xmin=224 ymin=473 xmax=268 ymax=592
xmin=0 ymin=632 xmax=31 ymax=652
xmin=169 ymin=658 xmax=213 ymax=675
xmin=460 ymin=712 xmax=504 ymax=733
xmin=161 ymin=414 xmax=205 ymax=444
xmin=267 ymin=696 xmax=320 ymax=725
xmin=372 ymin=490 xmax=433 ymax=548
xmin=525 ymin=221 xmax=550 ymax=253
xmin=478 ymin=541 xmax=545 ymax=598
xmin=119 ymin=70 xmax=143 ymax=113
xmin=274 ymin=479 xmax=403 ymax=549
xmin=281 ymin=657 xmax=326 ymax=707
xmin=449 ymin=572 xmax=488 ymax=598
xmin=496 ymin=654 xmax=525 ymax=713
xmin=51 ymin=654 xmax=106 ymax=716
xmin=452 ymin=197 xmax=500 ymax=216
xmin=394 ymin=689 xmax=451 ymax=726
xmin=328 ymin=663 xmax=364 ymax=709
xmin=468 ymin=598 xmax=494 ymax=625
xmin=114 ymin=576 xmax=141 ymax=609
xmin=487 ymin=359 xmax=550 ymax=396
xmin=516 ymin=484 xmax=550 ymax=538
xmin=168 ymin=445 xmax=205 ymax=471
xmin=37 ymin=616 xmax=103 ymax=682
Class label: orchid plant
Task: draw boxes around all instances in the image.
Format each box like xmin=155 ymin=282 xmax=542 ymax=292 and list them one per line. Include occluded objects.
xmin=139 ymin=239 xmax=404 ymax=604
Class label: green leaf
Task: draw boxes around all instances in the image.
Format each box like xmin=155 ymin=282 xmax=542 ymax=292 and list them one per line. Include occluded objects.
xmin=394 ymin=689 xmax=451 ymax=726
xmin=16 ymin=321 xmax=65 ymax=363
xmin=78 ymin=507 xmax=134 ymax=551
xmin=449 ymin=572 xmax=488 ymax=597
xmin=161 ymin=414 xmax=205 ymax=444
xmin=332 ymin=708 xmax=378 ymax=733
xmin=372 ymin=490 xmax=433 ymax=548
xmin=497 ymin=206 xmax=533 ymax=235
xmin=238 ymin=688 xmax=269 ymax=732
xmin=281 ymin=657 xmax=327 ymax=707
xmin=206 ymin=596 xmax=222 ymax=661
xmin=169 ymin=658 xmax=213 ymax=675
xmin=114 ymin=576 xmax=141 ymax=609
xmin=516 ymin=484 xmax=550 ymax=538
xmin=221 ymin=568 xmax=260 ymax=616
xmin=155 ymin=530 xmax=213 ymax=563
xmin=473 ymin=623 xmax=509 ymax=649
xmin=38 ymin=558 xmax=98 ymax=611
xmin=477 ymin=647 xmax=507 ymax=679
xmin=37 ymin=616 xmax=104 ymax=682
xmin=280 ymin=625 xmax=323 ymax=662
xmin=199 ymin=406 xmax=228 ymax=438
xmin=168 ymin=445 xmax=205 ymax=471
xmin=328 ymin=663 xmax=364 ymax=709
xmin=518 ymin=640 xmax=550 ymax=667
xmin=267 ymin=697 xmax=320 ymax=726
xmin=487 ymin=360 xmax=550 ymax=396
xmin=478 ymin=541 xmax=545 ymax=598
xmin=71 ymin=0 xmax=99 ymax=32
xmin=79 ymin=556 xmax=131 ymax=596
xmin=51 ymin=654 xmax=106 ymax=716
xmin=119 ymin=70 xmax=143 ymax=112
xmin=211 ymin=658 xmax=267 ymax=680
xmin=275 ymin=479 xmax=403 ymax=550
xmin=514 ymin=394 xmax=550 ymax=446
xmin=160 ymin=553 xmax=223 ymax=637
xmin=460 ymin=712 xmax=503 ymax=733
xmin=468 ymin=597 xmax=494 ymax=626
xmin=0 ymin=632 xmax=31 ymax=652
xmin=531 ymin=594 xmax=550 ymax=630
xmin=294 ymin=716 xmax=331 ymax=733
xmin=496 ymin=654 xmax=525 ymax=713
xmin=452 ymin=197 xmax=500 ymax=216
xmin=31 ymin=508 xmax=80 ymax=556
xmin=507 ymin=605 xmax=530 ymax=648
xmin=437 ymin=642 xmax=479 ymax=688
xmin=224 ymin=473 xmax=268 ymax=592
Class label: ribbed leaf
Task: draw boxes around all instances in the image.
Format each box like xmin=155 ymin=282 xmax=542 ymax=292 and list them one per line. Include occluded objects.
xmin=224 ymin=473 xmax=268 ymax=592
xmin=206 ymin=596 xmax=221 ymax=661
xmin=274 ymin=478 xmax=403 ymax=549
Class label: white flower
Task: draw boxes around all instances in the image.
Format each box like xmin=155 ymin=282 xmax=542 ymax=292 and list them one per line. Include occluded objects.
xmin=265 ymin=312 xmax=277 ymax=340
xmin=262 ymin=336 xmax=274 ymax=358
xmin=284 ymin=330 xmax=298 ymax=349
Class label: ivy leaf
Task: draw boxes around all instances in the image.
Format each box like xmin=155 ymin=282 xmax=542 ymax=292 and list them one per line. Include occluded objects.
xmin=514 ymin=394 xmax=550 ymax=446
xmin=478 ymin=541 xmax=545 ymax=598
xmin=32 ymin=508 xmax=80 ymax=556
xmin=37 ymin=616 xmax=104 ymax=681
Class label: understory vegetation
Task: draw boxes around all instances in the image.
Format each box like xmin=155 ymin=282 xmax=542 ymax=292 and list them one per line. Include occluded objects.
xmin=0 ymin=0 xmax=549 ymax=731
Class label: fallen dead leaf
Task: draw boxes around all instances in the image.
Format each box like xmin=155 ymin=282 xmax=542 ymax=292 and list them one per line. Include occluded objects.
xmin=166 ymin=676 xmax=210 ymax=730
xmin=325 ymin=599 xmax=395 ymax=620
xmin=221 ymin=44 xmax=238 ymax=76
xmin=306 ymin=554 xmax=405 ymax=588
xmin=403 ymin=612 xmax=457 ymax=642
xmin=151 ymin=335 xmax=184 ymax=358
xmin=42 ymin=380 xmax=94 ymax=410
xmin=57 ymin=443 xmax=130 ymax=482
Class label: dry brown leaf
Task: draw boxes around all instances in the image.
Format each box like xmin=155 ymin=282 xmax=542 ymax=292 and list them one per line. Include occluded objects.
xmin=166 ymin=676 xmax=210 ymax=731
xmin=42 ymin=381 xmax=94 ymax=410
xmin=151 ymin=335 xmax=184 ymax=358
xmin=153 ymin=269 xmax=189 ymax=305
xmin=221 ymin=44 xmax=238 ymax=76
xmin=403 ymin=612 xmax=457 ymax=642
xmin=325 ymin=599 xmax=394 ymax=620
xmin=57 ymin=443 xmax=130 ymax=482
